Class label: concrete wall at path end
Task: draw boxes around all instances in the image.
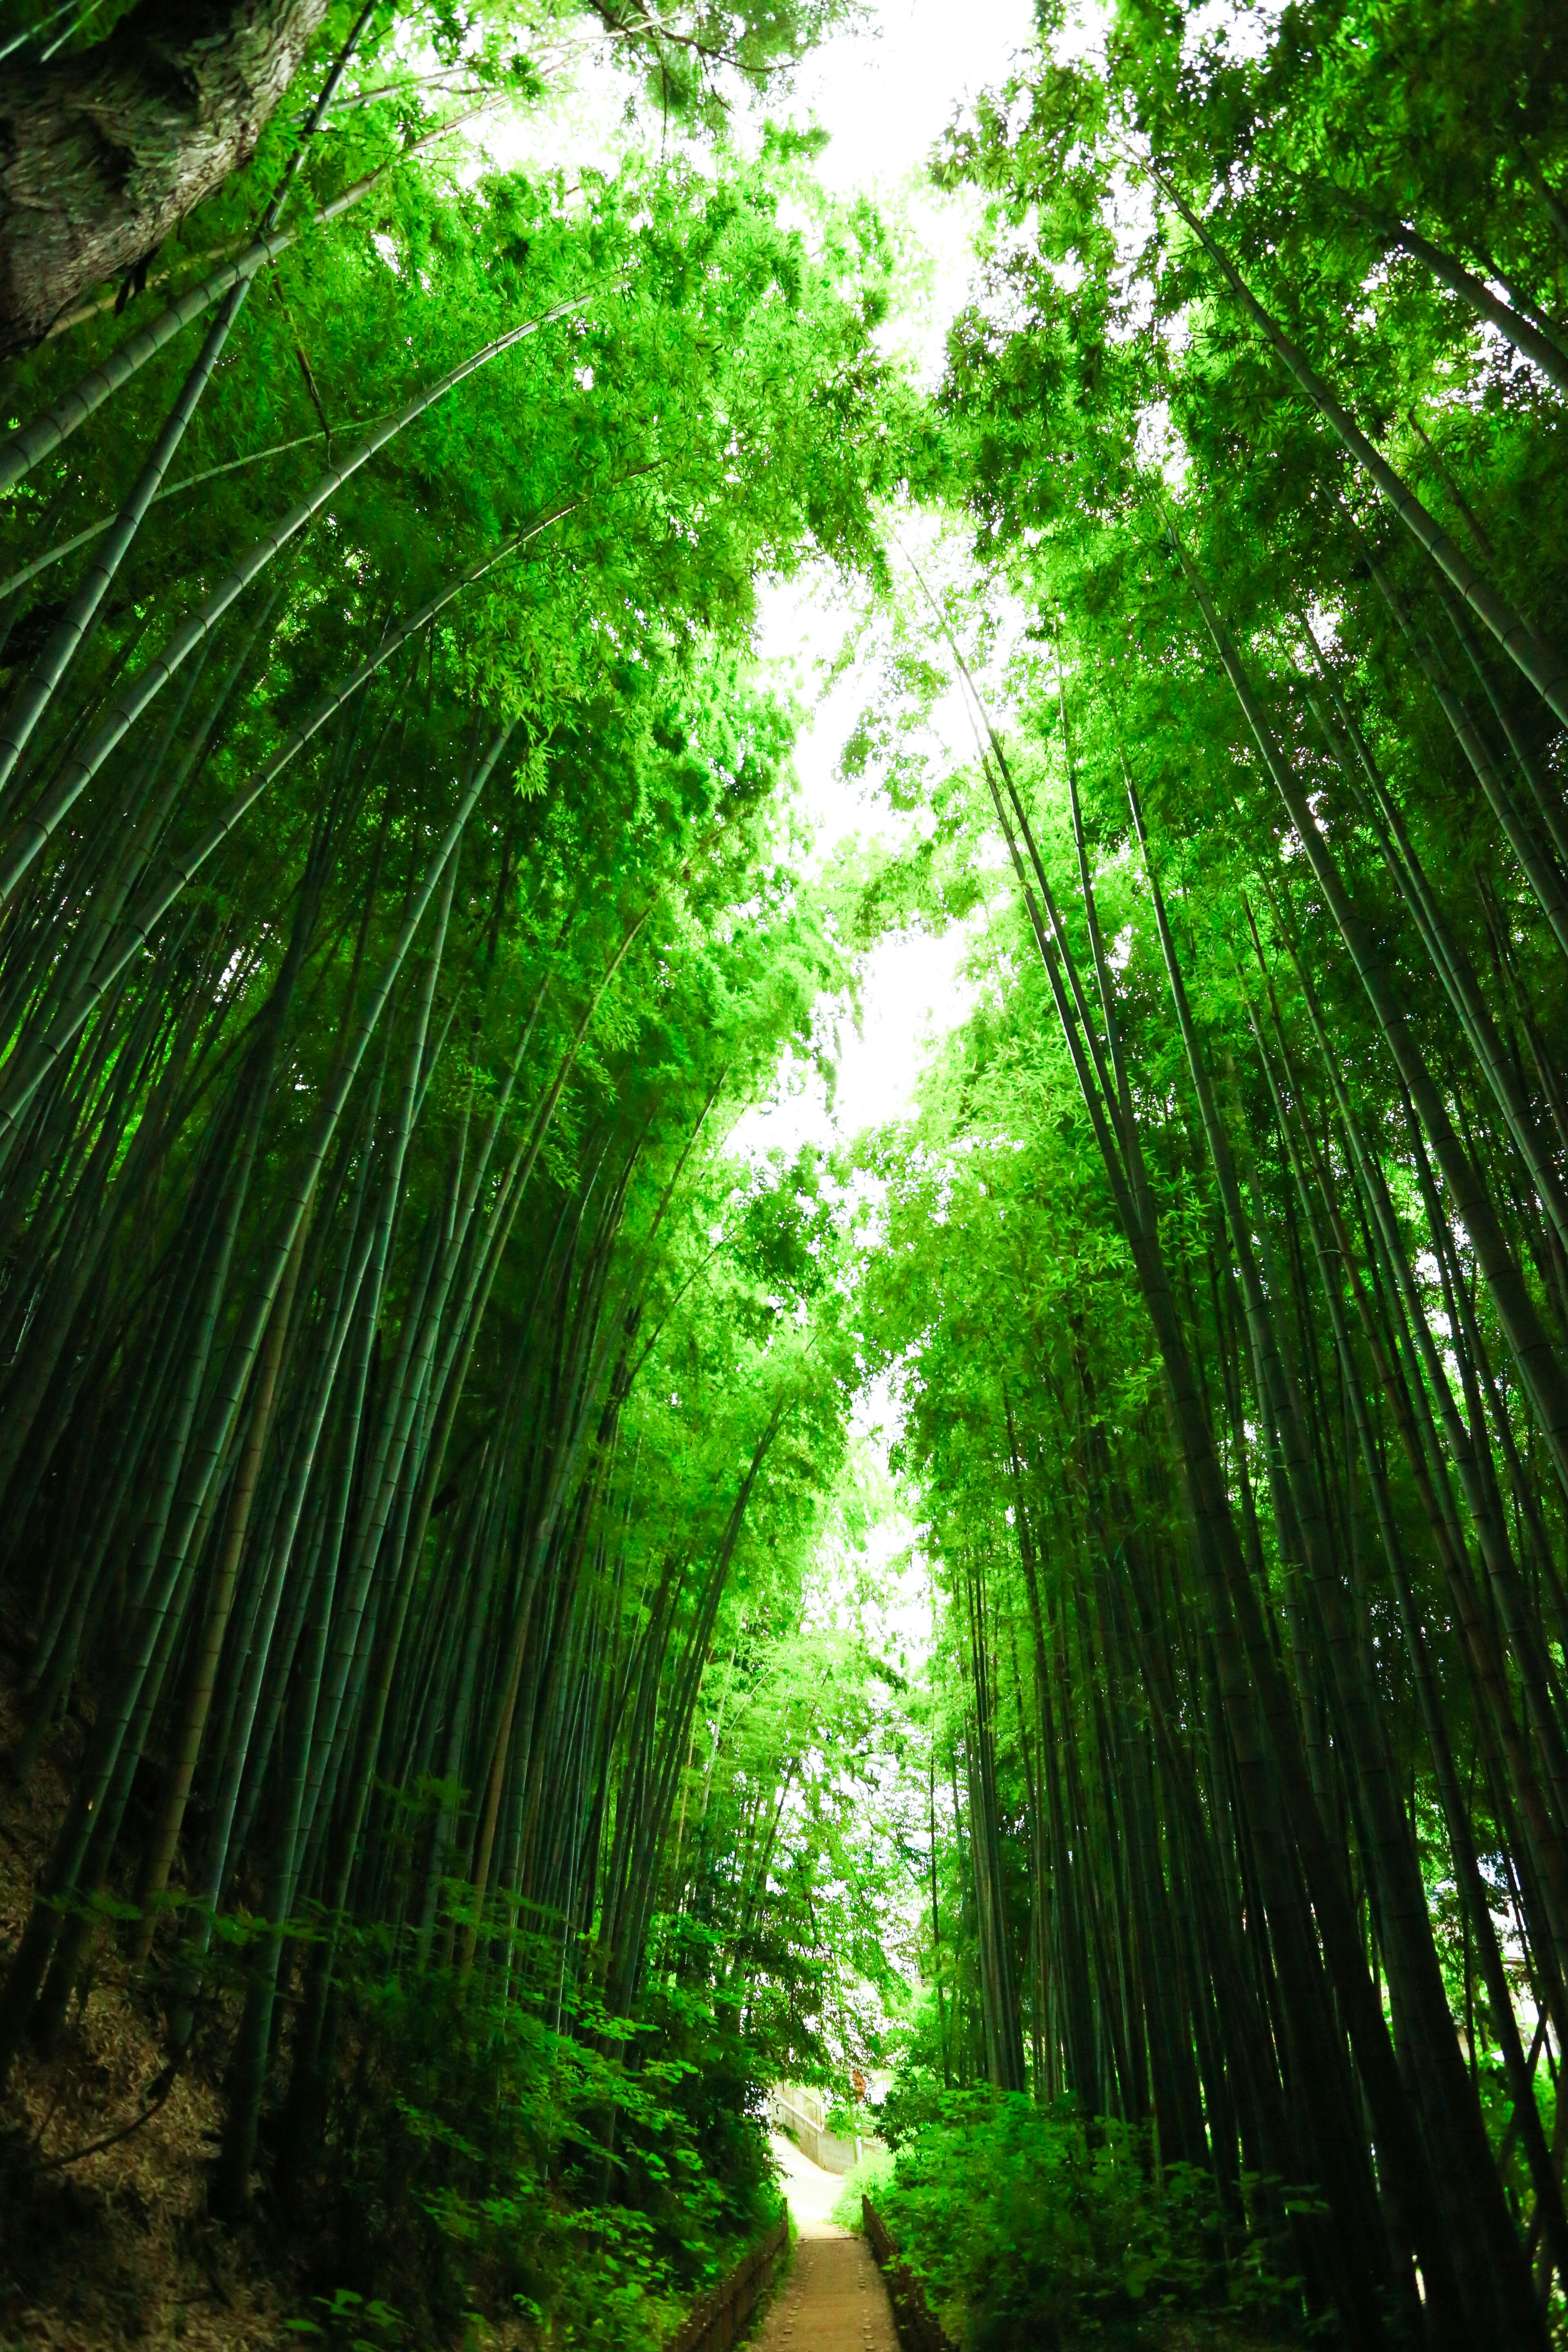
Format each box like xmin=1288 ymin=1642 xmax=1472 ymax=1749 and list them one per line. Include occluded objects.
xmin=765 ymin=2086 xmax=886 ymax=2176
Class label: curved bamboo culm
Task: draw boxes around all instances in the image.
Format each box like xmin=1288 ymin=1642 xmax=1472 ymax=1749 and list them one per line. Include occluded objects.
xmin=0 ymin=495 xmax=585 ymax=1149
xmin=1172 ymin=528 xmax=1568 ymax=1516
xmin=0 ymin=293 xmax=596 ymax=897
xmin=7 ymin=11 xmax=1568 ymax=2352
xmin=0 ymin=90 xmax=512 ymax=495
xmin=1144 ymin=157 xmax=1568 ymax=728
xmin=913 ymin=560 xmax=1560 ymax=2345
xmin=0 ymin=2 xmax=377 ymax=804
xmin=0 ymin=9 xmax=892 ymax=2335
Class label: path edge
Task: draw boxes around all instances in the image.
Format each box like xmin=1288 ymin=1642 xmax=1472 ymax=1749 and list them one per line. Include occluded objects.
xmin=664 ymin=2205 xmax=791 ymax=2352
xmin=862 ymin=2195 xmax=958 ymax=2352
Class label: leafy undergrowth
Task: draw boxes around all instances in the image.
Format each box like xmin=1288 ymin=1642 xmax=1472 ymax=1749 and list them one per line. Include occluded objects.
xmin=0 ymin=1670 xmax=782 ymax=2351
xmin=829 ymin=2144 xmax=897 ymax=2226
xmin=846 ymin=2090 xmax=1316 ymax=2352
xmin=277 ymin=1920 xmax=786 ymax=2352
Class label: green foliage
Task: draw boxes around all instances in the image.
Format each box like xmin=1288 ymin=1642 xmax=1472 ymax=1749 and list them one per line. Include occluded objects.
xmin=869 ymin=2094 xmax=1303 ymax=2352
xmin=284 ymin=2287 xmax=406 ymax=2351
xmin=0 ymin=19 xmax=918 ymax=2345
xmin=828 ymin=2144 xmax=897 ymax=2228
xmin=271 ymin=1905 xmax=783 ymax=2348
xmin=817 ymin=6 xmax=1568 ymax=2343
xmin=10 ymin=2 xmax=1568 ymax=2348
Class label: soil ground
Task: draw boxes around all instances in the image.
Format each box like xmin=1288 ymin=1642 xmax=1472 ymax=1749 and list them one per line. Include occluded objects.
xmin=0 ymin=1666 xmax=286 ymax=2350
xmin=755 ymin=2134 xmax=897 ymax=2352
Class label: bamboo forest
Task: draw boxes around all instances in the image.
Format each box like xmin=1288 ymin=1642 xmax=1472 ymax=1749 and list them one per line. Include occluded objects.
xmin=4 ymin=0 xmax=1568 ymax=2346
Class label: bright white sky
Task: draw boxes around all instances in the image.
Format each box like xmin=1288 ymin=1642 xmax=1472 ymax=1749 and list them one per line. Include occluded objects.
xmin=736 ymin=0 xmax=1038 ymax=1157
xmin=702 ymin=0 xmax=1043 ymax=1763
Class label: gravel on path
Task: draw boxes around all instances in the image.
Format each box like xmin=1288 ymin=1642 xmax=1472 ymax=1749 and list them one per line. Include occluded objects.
xmin=755 ymin=2131 xmax=898 ymax=2352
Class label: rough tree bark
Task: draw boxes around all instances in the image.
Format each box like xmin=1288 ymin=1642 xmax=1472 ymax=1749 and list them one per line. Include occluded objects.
xmin=0 ymin=0 xmax=329 ymax=352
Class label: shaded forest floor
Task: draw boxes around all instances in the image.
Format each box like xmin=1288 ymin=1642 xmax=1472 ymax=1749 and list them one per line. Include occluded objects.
xmin=934 ymin=2295 xmax=1312 ymax=2350
xmin=0 ymin=1655 xmax=292 ymax=2350
xmin=0 ymin=1641 xmax=748 ymax=2352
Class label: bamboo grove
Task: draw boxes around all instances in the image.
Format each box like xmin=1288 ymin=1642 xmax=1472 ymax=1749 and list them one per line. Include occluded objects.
xmin=849 ymin=3 xmax=1568 ymax=2347
xmin=0 ymin=7 xmax=912 ymax=2336
xmin=12 ymin=0 xmax=1568 ymax=2348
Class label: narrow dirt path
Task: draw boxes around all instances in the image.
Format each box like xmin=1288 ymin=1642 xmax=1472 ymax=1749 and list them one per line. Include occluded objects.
xmin=756 ymin=2132 xmax=898 ymax=2352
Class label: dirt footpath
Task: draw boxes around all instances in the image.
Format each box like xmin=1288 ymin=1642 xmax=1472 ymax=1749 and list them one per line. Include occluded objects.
xmin=757 ymin=2133 xmax=897 ymax=2352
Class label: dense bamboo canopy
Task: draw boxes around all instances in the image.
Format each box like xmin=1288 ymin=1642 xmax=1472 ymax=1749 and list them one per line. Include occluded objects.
xmin=3 ymin=2 xmax=1568 ymax=2348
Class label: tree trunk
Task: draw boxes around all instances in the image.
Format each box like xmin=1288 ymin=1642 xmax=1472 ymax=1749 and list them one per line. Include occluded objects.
xmin=0 ymin=0 xmax=329 ymax=353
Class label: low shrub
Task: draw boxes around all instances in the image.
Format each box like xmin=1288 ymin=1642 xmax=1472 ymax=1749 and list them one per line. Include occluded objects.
xmin=270 ymin=1906 xmax=783 ymax=2350
xmin=867 ymin=2091 xmax=1306 ymax=2351
xmin=829 ymin=2144 xmax=898 ymax=2229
